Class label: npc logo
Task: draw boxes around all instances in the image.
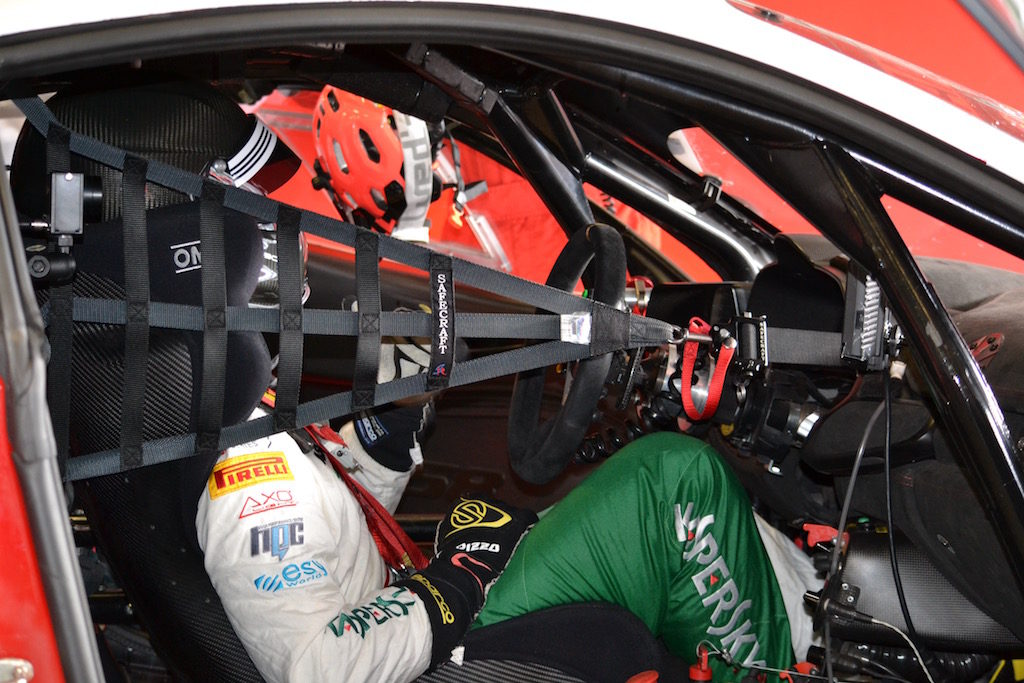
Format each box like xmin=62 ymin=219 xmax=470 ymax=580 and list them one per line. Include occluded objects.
xmin=250 ymin=518 xmax=304 ymax=561
xmin=208 ymin=452 xmax=293 ymax=499
xmin=254 ymin=559 xmax=328 ymax=593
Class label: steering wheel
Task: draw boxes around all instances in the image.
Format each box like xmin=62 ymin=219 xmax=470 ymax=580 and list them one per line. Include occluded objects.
xmin=508 ymin=224 xmax=627 ymax=484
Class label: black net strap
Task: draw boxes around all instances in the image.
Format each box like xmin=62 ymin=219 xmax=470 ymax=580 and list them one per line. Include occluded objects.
xmin=65 ymin=338 xmax=594 ymax=480
xmin=51 ymin=300 xmax=607 ymax=341
xmin=44 ymin=124 xmax=73 ymax=475
xmin=353 ymin=231 xmax=382 ymax=410
xmin=119 ymin=156 xmax=150 ymax=470
xmin=274 ymin=206 xmax=303 ymax=431
xmin=195 ymin=183 xmax=228 ymax=458
xmin=14 ymin=96 xmax=678 ymax=481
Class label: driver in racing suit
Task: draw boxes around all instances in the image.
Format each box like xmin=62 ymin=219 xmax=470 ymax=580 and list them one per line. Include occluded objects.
xmin=197 ymin=394 xmax=822 ymax=683
xmin=196 ymin=85 xmax=823 ymax=683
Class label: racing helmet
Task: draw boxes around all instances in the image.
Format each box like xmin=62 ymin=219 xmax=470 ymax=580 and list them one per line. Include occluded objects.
xmin=11 ymin=76 xmax=301 ymax=222
xmin=313 ymin=85 xmax=436 ymax=234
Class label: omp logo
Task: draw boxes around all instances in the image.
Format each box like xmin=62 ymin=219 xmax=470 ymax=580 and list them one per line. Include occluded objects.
xmin=250 ymin=519 xmax=304 ymax=561
xmin=208 ymin=452 xmax=293 ymax=499
xmin=171 ymin=240 xmax=201 ymax=274
xmin=253 ymin=559 xmax=328 ymax=593
xmin=444 ymin=499 xmax=511 ymax=538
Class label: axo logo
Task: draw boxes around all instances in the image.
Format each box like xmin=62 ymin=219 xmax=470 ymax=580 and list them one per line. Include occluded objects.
xmin=254 ymin=559 xmax=328 ymax=593
xmin=250 ymin=518 xmax=304 ymax=561
xmin=171 ymin=240 xmax=201 ymax=274
xmin=208 ymin=452 xmax=293 ymax=499
xmin=239 ymin=489 xmax=296 ymax=519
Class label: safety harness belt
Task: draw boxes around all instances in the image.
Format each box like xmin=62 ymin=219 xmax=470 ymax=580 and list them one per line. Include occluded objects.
xmin=15 ymin=96 xmax=678 ymax=483
xmin=262 ymin=391 xmax=428 ymax=574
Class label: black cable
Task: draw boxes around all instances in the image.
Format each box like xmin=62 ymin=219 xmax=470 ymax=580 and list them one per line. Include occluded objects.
xmin=825 ymin=393 xmax=885 ymax=682
xmin=829 ymin=399 xmax=886 ymax=576
xmin=883 ymin=367 xmax=937 ymax=682
xmin=866 ymin=658 xmax=907 ymax=682
xmin=824 ymin=619 xmax=835 ymax=683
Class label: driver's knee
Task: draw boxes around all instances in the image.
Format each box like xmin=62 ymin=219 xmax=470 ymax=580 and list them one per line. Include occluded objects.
xmin=603 ymin=431 xmax=735 ymax=492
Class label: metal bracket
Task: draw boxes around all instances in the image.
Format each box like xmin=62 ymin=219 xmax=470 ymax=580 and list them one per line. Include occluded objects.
xmin=405 ymin=44 xmax=498 ymax=112
xmin=695 ymin=175 xmax=722 ymax=212
xmin=0 ymin=658 xmax=34 ymax=683
xmin=969 ymin=333 xmax=1003 ymax=369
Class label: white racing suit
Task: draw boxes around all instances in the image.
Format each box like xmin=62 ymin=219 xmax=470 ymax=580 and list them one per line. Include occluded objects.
xmin=196 ymin=420 xmax=432 ymax=683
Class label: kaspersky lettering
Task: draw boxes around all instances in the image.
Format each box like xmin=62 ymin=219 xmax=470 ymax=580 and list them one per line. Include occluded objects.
xmin=328 ymin=588 xmax=417 ymax=639
xmin=675 ymin=502 xmax=767 ymax=669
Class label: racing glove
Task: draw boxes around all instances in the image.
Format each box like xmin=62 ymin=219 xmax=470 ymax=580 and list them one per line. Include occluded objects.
xmin=351 ymin=402 xmax=434 ymax=472
xmin=395 ymin=495 xmax=537 ymax=667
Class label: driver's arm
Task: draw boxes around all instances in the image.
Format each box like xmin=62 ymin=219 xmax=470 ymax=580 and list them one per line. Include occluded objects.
xmin=196 ymin=430 xmax=433 ymax=683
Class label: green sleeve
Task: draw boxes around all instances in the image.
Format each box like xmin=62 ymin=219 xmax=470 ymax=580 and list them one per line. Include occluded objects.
xmin=475 ymin=432 xmax=794 ymax=679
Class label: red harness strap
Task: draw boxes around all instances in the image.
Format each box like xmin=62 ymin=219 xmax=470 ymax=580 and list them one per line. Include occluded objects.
xmin=680 ymin=317 xmax=735 ymax=422
xmin=261 ymin=391 xmax=428 ymax=575
xmin=306 ymin=423 xmax=429 ymax=574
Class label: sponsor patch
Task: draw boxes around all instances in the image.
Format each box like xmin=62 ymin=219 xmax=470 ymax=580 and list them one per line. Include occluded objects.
xmin=250 ymin=518 xmax=304 ymax=561
xmin=444 ymin=498 xmax=511 ymax=538
xmin=455 ymin=541 xmax=500 ymax=553
xmin=239 ymin=489 xmax=296 ymax=519
xmin=253 ymin=559 xmax=328 ymax=593
xmin=208 ymin=452 xmax=292 ymax=499
xmin=409 ymin=573 xmax=454 ymax=624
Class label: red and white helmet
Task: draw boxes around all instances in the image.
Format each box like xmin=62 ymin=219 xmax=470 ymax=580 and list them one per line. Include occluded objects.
xmin=313 ymin=86 xmax=434 ymax=237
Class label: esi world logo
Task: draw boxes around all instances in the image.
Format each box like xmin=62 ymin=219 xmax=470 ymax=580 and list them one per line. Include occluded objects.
xmin=208 ymin=452 xmax=293 ymax=499
xmin=254 ymin=559 xmax=328 ymax=593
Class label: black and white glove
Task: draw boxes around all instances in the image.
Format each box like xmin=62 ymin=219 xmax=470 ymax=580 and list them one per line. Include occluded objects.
xmin=395 ymin=495 xmax=537 ymax=667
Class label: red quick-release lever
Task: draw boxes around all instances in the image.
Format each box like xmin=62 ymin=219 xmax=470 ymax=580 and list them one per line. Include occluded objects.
xmin=681 ymin=317 xmax=735 ymax=422
xmin=689 ymin=643 xmax=713 ymax=682
xmin=802 ymin=523 xmax=849 ymax=549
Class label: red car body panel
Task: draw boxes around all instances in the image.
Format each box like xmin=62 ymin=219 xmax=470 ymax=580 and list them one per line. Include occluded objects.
xmin=0 ymin=379 xmax=66 ymax=682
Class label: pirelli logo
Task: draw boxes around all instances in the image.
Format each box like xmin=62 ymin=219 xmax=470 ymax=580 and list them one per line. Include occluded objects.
xmin=208 ymin=452 xmax=293 ymax=499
